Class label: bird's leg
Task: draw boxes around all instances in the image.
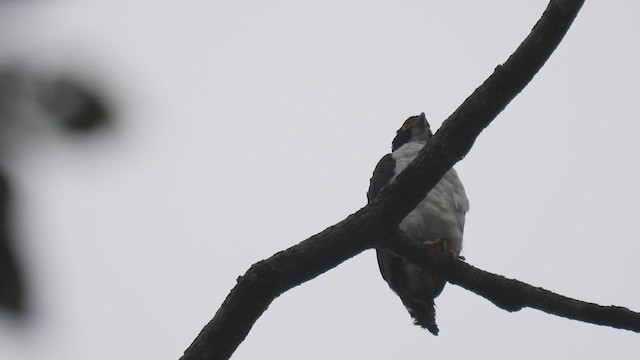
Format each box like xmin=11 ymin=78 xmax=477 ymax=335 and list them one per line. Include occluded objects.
xmin=421 ymin=238 xmax=464 ymax=261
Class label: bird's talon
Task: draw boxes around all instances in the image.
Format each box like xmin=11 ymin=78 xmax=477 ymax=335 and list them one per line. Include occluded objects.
xmin=422 ymin=239 xmax=442 ymax=247
xmin=423 ymin=238 xmax=462 ymax=261
xmin=422 ymin=238 xmax=451 ymax=251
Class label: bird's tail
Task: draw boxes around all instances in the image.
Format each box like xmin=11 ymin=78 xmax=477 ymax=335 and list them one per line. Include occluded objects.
xmin=400 ymin=295 xmax=439 ymax=335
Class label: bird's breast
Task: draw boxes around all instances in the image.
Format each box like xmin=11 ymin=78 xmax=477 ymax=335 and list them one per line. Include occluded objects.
xmin=391 ymin=142 xmax=469 ymax=253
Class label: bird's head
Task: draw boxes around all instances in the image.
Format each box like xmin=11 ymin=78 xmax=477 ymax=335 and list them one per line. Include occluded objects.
xmin=391 ymin=112 xmax=432 ymax=151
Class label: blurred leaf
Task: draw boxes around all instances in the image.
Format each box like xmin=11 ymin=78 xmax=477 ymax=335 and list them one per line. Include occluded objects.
xmin=0 ymin=169 xmax=25 ymax=314
xmin=35 ymin=77 xmax=110 ymax=132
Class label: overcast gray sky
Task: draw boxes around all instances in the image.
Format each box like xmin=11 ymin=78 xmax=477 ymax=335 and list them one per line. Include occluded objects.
xmin=0 ymin=1 xmax=639 ymax=359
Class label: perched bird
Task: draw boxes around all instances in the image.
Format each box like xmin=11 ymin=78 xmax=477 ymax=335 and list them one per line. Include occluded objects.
xmin=368 ymin=113 xmax=469 ymax=335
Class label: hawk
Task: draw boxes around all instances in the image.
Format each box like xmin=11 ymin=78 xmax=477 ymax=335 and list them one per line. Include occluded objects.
xmin=368 ymin=113 xmax=469 ymax=335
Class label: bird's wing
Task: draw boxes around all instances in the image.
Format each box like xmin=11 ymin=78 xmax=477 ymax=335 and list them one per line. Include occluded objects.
xmin=367 ymin=153 xmax=395 ymax=203
xmin=368 ymin=150 xmax=444 ymax=335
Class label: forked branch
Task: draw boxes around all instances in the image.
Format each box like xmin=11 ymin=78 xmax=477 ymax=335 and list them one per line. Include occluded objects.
xmin=180 ymin=2 xmax=603 ymax=360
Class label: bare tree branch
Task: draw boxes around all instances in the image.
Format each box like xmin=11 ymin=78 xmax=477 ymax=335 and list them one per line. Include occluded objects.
xmin=180 ymin=1 xmax=591 ymax=359
xmin=382 ymin=231 xmax=640 ymax=332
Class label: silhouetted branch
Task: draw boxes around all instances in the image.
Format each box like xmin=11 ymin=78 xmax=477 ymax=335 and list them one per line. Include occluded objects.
xmin=181 ymin=1 xmax=590 ymax=359
xmin=382 ymin=231 xmax=640 ymax=332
